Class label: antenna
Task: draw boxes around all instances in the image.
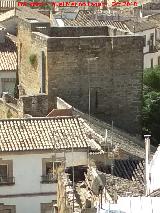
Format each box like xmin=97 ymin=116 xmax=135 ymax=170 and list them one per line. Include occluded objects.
xmin=87 ymin=56 xmax=99 ymax=126
xmin=104 ymin=129 xmax=108 ymax=166
xmin=14 ymin=0 xmax=16 ymax=16
xmin=144 ymin=134 xmax=151 ymax=196
xmin=71 ymin=138 xmax=75 ymax=212
xmin=87 ymin=58 xmax=91 ymax=126
xmin=103 ymin=129 xmax=108 ymax=203
xmin=111 ymin=121 xmax=115 ymax=202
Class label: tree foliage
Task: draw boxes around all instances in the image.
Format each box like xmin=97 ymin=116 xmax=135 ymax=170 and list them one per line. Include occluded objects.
xmin=142 ymin=66 xmax=160 ymax=145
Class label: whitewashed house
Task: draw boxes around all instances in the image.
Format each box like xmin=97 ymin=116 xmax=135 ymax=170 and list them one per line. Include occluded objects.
xmin=0 ymin=116 xmax=102 ymax=213
xmin=149 ymin=145 xmax=160 ymax=193
xmin=125 ymin=19 xmax=160 ymax=69
xmin=0 ymin=27 xmax=17 ymax=97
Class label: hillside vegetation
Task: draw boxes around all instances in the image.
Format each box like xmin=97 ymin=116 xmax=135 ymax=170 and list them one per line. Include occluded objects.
xmin=142 ymin=66 xmax=160 ymax=146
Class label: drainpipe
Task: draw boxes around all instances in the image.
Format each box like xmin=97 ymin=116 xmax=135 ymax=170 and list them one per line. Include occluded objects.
xmin=144 ymin=134 xmax=151 ymax=196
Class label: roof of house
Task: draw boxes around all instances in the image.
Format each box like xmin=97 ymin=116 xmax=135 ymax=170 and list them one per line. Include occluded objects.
xmin=73 ymin=108 xmax=148 ymax=159
xmin=61 ymin=10 xmax=130 ymax=32
xmin=0 ymin=117 xmax=102 ymax=152
xmin=0 ymin=36 xmax=17 ymax=71
xmin=98 ymin=159 xmax=144 ymax=185
xmin=124 ymin=20 xmax=157 ymax=33
xmin=105 ymin=173 xmax=144 ymax=197
xmin=149 ymin=188 xmax=160 ymax=197
xmin=0 ymin=0 xmax=16 ymax=9
xmin=149 ymin=145 xmax=160 ymax=172
xmin=148 ymin=13 xmax=160 ymax=22
xmin=47 ymin=109 xmax=73 ymax=117
xmin=0 ymin=7 xmax=50 ymax=23
xmin=87 ymin=166 xmax=144 ymax=200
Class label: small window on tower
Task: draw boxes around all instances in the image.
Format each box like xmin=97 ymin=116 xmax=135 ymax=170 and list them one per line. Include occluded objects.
xmin=95 ymin=90 xmax=98 ymax=109
xmin=158 ymin=56 xmax=160 ymax=65
xmin=151 ymin=58 xmax=153 ymax=68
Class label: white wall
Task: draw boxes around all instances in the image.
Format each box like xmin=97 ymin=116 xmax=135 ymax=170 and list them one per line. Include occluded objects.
xmin=134 ymin=28 xmax=160 ymax=69
xmin=144 ymin=50 xmax=160 ymax=69
xmin=1 ymin=16 xmax=18 ymax=35
xmin=135 ymin=28 xmax=156 ymax=54
xmin=97 ymin=197 xmax=160 ymax=213
xmin=0 ymin=195 xmax=55 ymax=213
xmin=0 ymin=151 xmax=87 ymax=195
xmin=0 ymin=71 xmax=16 ymax=97
xmin=149 ymin=147 xmax=160 ymax=192
xmin=65 ymin=151 xmax=88 ymax=167
xmin=0 ymin=153 xmax=56 ymax=195
xmin=0 ymin=150 xmax=88 ymax=213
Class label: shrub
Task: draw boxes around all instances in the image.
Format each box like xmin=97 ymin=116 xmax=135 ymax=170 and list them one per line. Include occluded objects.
xmin=29 ymin=54 xmax=37 ymax=67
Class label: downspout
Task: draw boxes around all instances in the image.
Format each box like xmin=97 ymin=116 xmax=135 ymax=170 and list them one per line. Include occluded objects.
xmin=144 ymin=134 xmax=151 ymax=196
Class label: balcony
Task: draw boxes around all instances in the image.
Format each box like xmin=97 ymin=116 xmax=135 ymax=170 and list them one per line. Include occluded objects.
xmin=0 ymin=176 xmax=15 ymax=185
xmin=41 ymin=174 xmax=57 ymax=184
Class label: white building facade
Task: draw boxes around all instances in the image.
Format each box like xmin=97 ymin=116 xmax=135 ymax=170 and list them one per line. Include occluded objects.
xmin=135 ymin=28 xmax=160 ymax=69
xmin=125 ymin=21 xmax=160 ymax=69
xmin=0 ymin=117 xmax=102 ymax=213
xmin=149 ymin=145 xmax=160 ymax=193
xmin=0 ymin=150 xmax=88 ymax=213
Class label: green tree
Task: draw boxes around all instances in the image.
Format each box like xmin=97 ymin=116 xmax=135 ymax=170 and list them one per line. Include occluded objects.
xmin=142 ymin=66 xmax=160 ymax=145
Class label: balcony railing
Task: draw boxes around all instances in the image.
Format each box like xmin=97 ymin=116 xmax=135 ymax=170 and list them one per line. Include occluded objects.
xmin=41 ymin=174 xmax=57 ymax=184
xmin=0 ymin=176 xmax=15 ymax=185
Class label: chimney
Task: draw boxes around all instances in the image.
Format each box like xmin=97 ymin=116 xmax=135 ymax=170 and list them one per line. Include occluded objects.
xmin=144 ymin=134 xmax=151 ymax=196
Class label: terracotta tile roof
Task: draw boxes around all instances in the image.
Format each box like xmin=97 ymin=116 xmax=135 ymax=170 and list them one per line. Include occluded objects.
xmin=73 ymin=108 xmax=148 ymax=158
xmin=0 ymin=0 xmax=16 ymax=9
xmin=62 ymin=10 xmax=129 ymax=32
xmin=0 ymin=7 xmax=50 ymax=23
xmin=98 ymin=159 xmax=144 ymax=185
xmin=0 ymin=117 xmax=102 ymax=152
xmin=149 ymin=188 xmax=160 ymax=197
xmin=85 ymin=167 xmax=144 ymax=200
xmin=47 ymin=109 xmax=73 ymax=117
xmin=124 ymin=20 xmax=157 ymax=33
xmin=0 ymin=36 xmax=17 ymax=71
xmin=105 ymin=173 xmax=144 ymax=197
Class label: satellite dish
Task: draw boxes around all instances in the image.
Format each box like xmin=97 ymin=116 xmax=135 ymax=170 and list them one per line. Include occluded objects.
xmin=91 ymin=172 xmax=106 ymax=195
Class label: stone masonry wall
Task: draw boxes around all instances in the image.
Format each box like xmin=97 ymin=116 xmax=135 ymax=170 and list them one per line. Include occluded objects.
xmin=18 ymin=20 xmax=144 ymax=135
xmin=18 ymin=20 xmax=48 ymax=96
xmin=19 ymin=94 xmax=48 ymax=117
xmin=49 ymin=26 xmax=109 ymax=37
xmin=0 ymin=93 xmax=48 ymax=119
xmin=46 ymin=36 xmax=143 ymax=134
xmin=0 ymin=99 xmax=19 ymax=119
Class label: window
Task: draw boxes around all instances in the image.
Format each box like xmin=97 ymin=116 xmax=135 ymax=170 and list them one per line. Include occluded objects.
xmin=151 ymin=58 xmax=153 ymax=68
xmin=46 ymin=162 xmax=53 ymax=175
xmin=143 ymin=35 xmax=146 ymax=47
xmin=42 ymin=158 xmax=55 ymax=183
xmin=158 ymin=56 xmax=160 ymax=65
xmin=41 ymin=203 xmax=53 ymax=213
xmin=0 ymin=159 xmax=14 ymax=185
xmin=149 ymin=33 xmax=154 ymax=52
xmin=1 ymin=78 xmax=16 ymax=96
xmin=113 ymin=29 xmax=117 ymax=36
xmin=0 ymin=164 xmax=8 ymax=182
xmin=0 ymin=204 xmax=16 ymax=213
xmin=41 ymin=158 xmax=63 ymax=183
xmin=95 ymin=90 xmax=98 ymax=109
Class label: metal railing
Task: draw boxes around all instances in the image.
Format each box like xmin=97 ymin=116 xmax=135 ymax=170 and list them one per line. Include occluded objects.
xmin=41 ymin=174 xmax=57 ymax=183
xmin=0 ymin=176 xmax=15 ymax=185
